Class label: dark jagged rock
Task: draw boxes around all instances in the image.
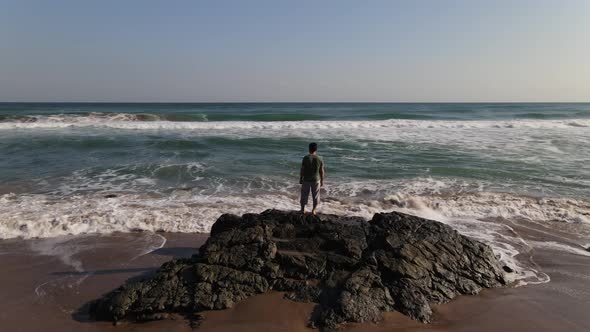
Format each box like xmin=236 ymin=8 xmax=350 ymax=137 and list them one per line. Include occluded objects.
xmin=90 ymin=210 xmax=506 ymax=330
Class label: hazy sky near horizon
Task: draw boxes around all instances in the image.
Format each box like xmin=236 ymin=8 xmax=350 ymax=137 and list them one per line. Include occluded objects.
xmin=1 ymin=0 xmax=589 ymax=102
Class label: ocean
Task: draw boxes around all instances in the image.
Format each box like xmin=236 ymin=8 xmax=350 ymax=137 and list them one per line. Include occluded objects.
xmin=1 ymin=102 xmax=589 ymax=285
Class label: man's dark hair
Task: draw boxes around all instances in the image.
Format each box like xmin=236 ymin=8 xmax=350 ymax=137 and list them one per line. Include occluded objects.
xmin=309 ymin=142 xmax=318 ymax=153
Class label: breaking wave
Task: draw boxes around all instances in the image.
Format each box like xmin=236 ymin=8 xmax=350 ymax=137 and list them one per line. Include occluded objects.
xmin=0 ymin=115 xmax=589 ymax=131
xmin=2 ymin=178 xmax=589 ymax=285
xmin=2 ymin=177 xmax=589 ymax=238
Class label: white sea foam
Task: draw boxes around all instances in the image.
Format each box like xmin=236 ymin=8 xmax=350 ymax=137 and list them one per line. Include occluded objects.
xmin=0 ymin=117 xmax=589 ymax=131
xmin=2 ymin=178 xmax=589 ymax=286
xmin=3 ymin=118 xmax=587 ymax=167
xmin=31 ymin=232 xmax=168 ymax=297
xmin=29 ymin=236 xmax=87 ymax=272
xmin=130 ymin=233 xmax=167 ymax=261
xmin=2 ymin=112 xmax=164 ymax=124
xmin=1 ymin=179 xmax=589 ymax=239
xmin=528 ymin=241 xmax=590 ymax=257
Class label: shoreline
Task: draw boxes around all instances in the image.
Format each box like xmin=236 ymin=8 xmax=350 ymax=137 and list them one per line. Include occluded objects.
xmin=0 ymin=227 xmax=589 ymax=331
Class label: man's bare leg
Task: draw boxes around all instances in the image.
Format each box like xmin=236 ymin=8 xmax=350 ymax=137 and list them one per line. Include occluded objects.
xmin=311 ymin=203 xmax=317 ymax=215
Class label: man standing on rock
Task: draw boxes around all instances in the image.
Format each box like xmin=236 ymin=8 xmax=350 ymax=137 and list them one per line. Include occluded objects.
xmin=300 ymin=142 xmax=325 ymax=215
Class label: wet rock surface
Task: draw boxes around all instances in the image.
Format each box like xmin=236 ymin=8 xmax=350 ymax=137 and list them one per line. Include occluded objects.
xmin=90 ymin=210 xmax=506 ymax=330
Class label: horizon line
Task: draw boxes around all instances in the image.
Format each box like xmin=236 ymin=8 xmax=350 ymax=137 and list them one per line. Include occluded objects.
xmin=1 ymin=101 xmax=589 ymax=104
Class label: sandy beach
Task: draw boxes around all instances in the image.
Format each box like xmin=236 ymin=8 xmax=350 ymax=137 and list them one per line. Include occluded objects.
xmin=0 ymin=218 xmax=588 ymax=332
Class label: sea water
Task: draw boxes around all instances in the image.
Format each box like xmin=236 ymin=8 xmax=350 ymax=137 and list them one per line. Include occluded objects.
xmin=1 ymin=102 xmax=589 ymax=284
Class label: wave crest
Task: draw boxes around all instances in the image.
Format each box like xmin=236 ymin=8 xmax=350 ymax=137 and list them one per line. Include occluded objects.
xmin=1 ymin=112 xmax=165 ymax=124
xmin=1 ymin=116 xmax=589 ymax=130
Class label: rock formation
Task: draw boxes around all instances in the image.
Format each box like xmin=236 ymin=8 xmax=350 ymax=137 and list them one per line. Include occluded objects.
xmin=90 ymin=210 xmax=506 ymax=330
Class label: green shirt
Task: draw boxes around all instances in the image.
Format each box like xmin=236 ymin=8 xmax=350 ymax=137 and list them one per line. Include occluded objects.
xmin=301 ymin=154 xmax=324 ymax=182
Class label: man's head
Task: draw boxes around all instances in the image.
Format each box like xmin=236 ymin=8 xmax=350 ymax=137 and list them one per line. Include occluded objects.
xmin=309 ymin=142 xmax=318 ymax=154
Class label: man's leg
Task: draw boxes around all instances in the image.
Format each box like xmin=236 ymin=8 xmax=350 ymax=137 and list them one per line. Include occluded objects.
xmin=311 ymin=181 xmax=320 ymax=215
xmin=300 ymin=182 xmax=311 ymax=213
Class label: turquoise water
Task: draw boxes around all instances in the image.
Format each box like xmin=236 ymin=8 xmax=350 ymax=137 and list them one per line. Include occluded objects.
xmin=0 ymin=103 xmax=589 ymax=242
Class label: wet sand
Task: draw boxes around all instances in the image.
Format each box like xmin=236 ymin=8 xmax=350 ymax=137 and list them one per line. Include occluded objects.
xmin=0 ymin=232 xmax=205 ymax=332
xmin=0 ymin=227 xmax=589 ymax=332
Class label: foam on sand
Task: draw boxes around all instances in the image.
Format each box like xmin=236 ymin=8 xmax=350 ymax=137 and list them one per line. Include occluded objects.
xmin=2 ymin=184 xmax=588 ymax=240
xmin=2 ymin=180 xmax=589 ymax=286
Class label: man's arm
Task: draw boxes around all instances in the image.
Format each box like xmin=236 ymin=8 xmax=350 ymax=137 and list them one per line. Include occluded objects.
xmin=320 ymin=164 xmax=325 ymax=186
xmin=300 ymin=157 xmax=305 ymax=184
xmin=300 ymin=165 xmax=304 ymax=183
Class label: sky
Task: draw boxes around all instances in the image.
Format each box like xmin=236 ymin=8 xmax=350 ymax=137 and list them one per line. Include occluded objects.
xmin=0 ymin=0 xmax=589 ymax=102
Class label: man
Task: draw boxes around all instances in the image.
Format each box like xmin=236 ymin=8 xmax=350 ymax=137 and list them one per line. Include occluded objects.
xmin=300 ymin=142 xmax=325 ymax=215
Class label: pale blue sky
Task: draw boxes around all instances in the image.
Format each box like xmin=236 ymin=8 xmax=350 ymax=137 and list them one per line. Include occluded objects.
xmin=0 ymin=0 xmax=588 ymax=102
